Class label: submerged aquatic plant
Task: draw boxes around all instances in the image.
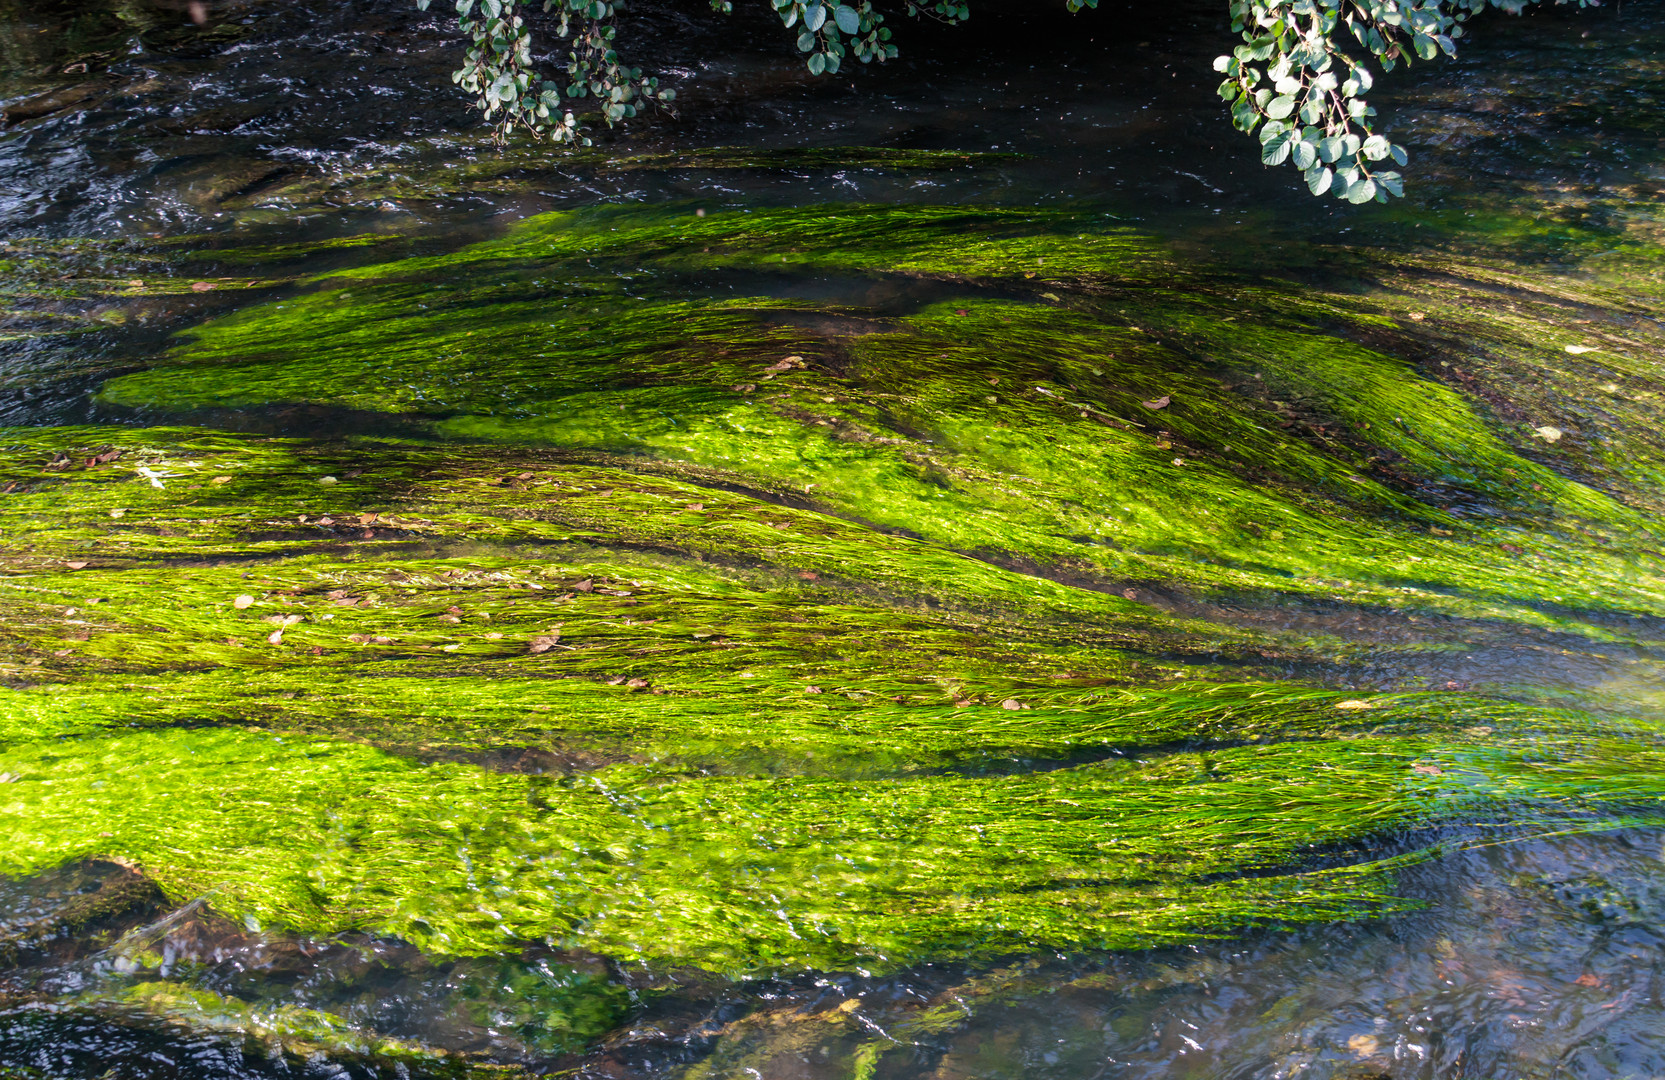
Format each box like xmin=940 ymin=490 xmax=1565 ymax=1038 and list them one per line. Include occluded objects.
xmin=3 ymin=201 xmax=1663 ymax=1068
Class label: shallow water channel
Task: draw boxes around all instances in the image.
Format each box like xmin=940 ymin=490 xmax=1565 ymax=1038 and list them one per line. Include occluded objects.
xmin=0 ymin=1 xmax=1663 ymax=1077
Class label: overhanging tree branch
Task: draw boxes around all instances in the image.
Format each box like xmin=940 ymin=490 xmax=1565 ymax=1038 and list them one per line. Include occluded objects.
xmin=416 ymin=0 xmax=1596 ymax=198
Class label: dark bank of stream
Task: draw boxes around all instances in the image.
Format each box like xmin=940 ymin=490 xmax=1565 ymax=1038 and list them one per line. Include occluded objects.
xmin=1 ymin=0 xmax=1663 ymax=1077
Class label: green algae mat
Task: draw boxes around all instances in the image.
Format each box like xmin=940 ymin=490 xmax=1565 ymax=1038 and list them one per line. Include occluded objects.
xmin=4 ymin=203 xmax=1664 ymax=1068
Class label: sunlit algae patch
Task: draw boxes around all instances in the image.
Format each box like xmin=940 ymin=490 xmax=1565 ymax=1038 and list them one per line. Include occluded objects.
xmin=4 ymin=206 xmax=1663 ymax=1036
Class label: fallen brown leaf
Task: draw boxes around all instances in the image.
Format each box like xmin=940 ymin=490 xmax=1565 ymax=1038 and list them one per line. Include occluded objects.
xmin=233 ymin=595 xmax=254 ymax=609
xmin=1001 ymin=699 xmax=1022 ymax=710
xmin=626 ymin=678 xmax=649 ymax=689
xmin=528 ymin=633 xmax=560 ymax=654
xmin=1347 ymin=1034 xmax=1379 ymax=1058
xmin=190 ymin=281 xmax=216 ymax=292
xmin=65 ymin=561 xmax=88 ymax=570
xmin=266 ymin=629 xmax=285 ymax=645
xmin=1412 ymin=763 xmax=1443 ymax=776
xmin=686 ymin=503 xmax=704 ymax=511
xmin=573 ymin=579 xmax=595 ymax=593
xmin=805 ymin=685 xmax=823 ymax=694
xmin=1141 ymin=395 xmax=1171 ymax=410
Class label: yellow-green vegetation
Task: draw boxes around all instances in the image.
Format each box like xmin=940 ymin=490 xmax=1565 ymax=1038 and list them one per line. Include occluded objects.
xmin=89 ymin=983 xmax=528 ymax=1076
xmin=3 ymin=202 xmax=1663 ymax=1068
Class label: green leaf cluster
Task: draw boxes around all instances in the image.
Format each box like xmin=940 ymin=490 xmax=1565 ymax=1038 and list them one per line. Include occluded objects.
xmin=417 ymin=0 xmax=1594 ymax=199
xmin=1214 ymin=0 xmax=1593 ymax=201
xmin=772 ymin=0 xmax=897 ymax=74
xmin=416 ymin=0 xmax=674 ymax=144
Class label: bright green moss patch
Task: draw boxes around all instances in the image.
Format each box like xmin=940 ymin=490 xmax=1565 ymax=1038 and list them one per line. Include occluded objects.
xmin=292 ymin=204 xmax=1172 ymax=287
xmin=1 ymin=722 xmax=1659 ymax=973
xmin=1346 ymin=255 xmax=1665 ymax=522
xmin=4 ymin=200 xmax=1665 ymax=1067
xmin=92 ymin=206 xmax=1665 ymax=627
xmin=2 ymin=663 xmax=1606 ymax=776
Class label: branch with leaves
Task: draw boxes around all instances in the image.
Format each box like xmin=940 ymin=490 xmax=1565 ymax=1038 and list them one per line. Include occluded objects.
xmin=417 ymin=0 xmax=1588 ymax=199
xmin=766 ymin=0 xmax=897 ymax=74
xmin=1214 ymin=0 xmax=1593 ymax=202
xmin=415 ymin=0 xmax=675 ymax=145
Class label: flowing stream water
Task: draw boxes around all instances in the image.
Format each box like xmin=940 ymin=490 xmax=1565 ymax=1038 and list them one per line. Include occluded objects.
xmin=0 ymin=1 xmax=1663 ymax=1077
